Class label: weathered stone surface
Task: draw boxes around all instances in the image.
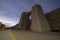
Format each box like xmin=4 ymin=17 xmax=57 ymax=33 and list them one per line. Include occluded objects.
xmin=18 ymin=12 xmax=31 ymax=30
xmin=31 ymin=4 xmax=51 ymax=32
xmin=45 ymin=8 xmax=60 ymax=32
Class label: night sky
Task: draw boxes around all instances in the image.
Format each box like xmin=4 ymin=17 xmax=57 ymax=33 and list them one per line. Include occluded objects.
xmin=0 ymin=0 xmax=60 ymax=26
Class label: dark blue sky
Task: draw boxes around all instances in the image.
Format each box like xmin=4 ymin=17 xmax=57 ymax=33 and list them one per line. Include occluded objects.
xmin=0 ymin=0 xmax=60 ymax=26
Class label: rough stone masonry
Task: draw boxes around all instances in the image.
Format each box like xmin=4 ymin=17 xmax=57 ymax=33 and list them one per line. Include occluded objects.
xmin=17 ymin=4 xmax=51 ymax=32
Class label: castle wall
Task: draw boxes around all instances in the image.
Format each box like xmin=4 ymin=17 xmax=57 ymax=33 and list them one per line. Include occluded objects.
xmin=13 ymin=4 xmax=60 ymax=32
xmin=45 ymin=8 xmax=60 ymax=31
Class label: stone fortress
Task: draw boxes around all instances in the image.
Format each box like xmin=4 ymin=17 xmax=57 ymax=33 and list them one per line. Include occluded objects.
xmin=12 ymin=4 xmax=60 ymax=32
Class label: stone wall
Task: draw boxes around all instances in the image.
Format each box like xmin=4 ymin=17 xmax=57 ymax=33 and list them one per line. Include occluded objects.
xmin=45 ymin=8 xmax=60 ymax=32
xmin=18 ymin=12 xmax=31 ymax=30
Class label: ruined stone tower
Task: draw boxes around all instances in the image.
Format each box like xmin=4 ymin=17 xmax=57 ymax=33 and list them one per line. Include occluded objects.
xmin=31 ymin=4 xmax=51 ymax=32
xmin=17 ymin=4 xmax=51 ymax=32
xmin=12 ymin=4 xmax=60 ymax=32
